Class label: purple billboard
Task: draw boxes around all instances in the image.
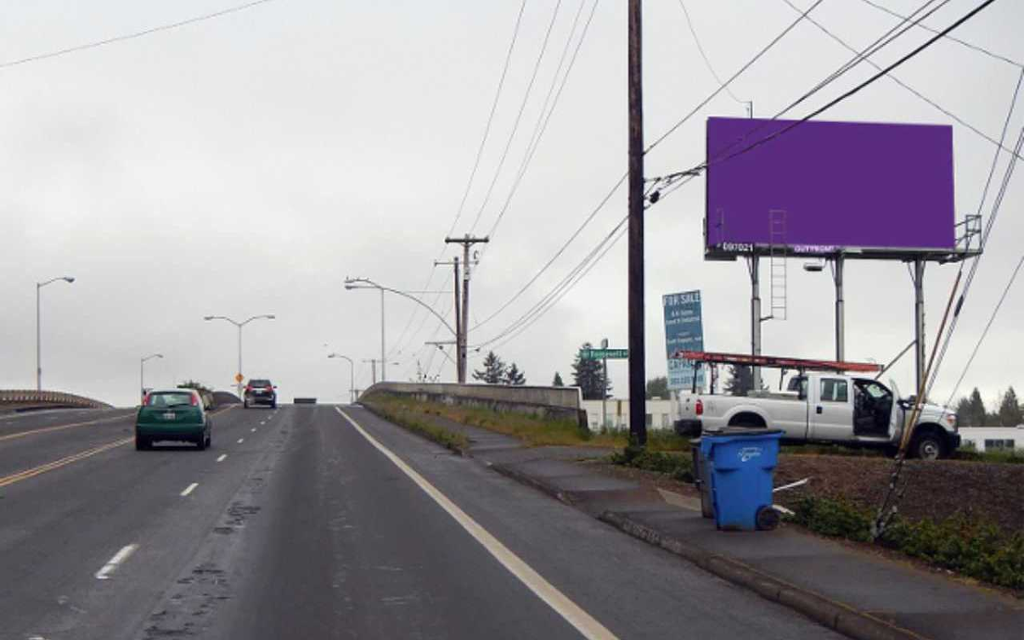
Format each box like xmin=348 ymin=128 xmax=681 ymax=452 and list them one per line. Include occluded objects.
xmin=705 ymin=117 xmax=955 ymax=258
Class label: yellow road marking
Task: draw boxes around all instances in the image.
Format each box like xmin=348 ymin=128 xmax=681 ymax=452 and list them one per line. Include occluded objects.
xmin=0 ymin=404 xmax=236 ymax=489
xmin=0 ymin=437 xmax=133 ymax=488
xmin=0 ymin=413 xmax=135 ymax=443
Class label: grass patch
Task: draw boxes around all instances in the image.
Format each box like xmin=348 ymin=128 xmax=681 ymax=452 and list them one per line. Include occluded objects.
xmin=365 ymin=393 xmax=691 ymax=450
xmin=952 ymin=448 xmax=1024 ymax=464
xmin=361 ymin=395 xmax=469 ymax=453
xmin=789 ymin=496 xmax=1024 ymax=592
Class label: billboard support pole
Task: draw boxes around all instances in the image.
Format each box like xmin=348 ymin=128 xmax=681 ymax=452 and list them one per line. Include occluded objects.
xmin=833 ymin=255 xmax=845 ymax=362
xmin=747 ymin=256 xmax=763 ymax=392
xmin=627 ymin=0 xmax=647 ymax=447
xmin=913 ymin=259 xmax=926 ymax=396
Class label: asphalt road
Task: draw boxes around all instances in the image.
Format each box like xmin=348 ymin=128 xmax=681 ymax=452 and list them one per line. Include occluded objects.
xmin=0 ymin=404 xmax=843 ymax=639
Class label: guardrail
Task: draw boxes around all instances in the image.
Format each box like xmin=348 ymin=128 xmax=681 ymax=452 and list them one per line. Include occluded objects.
xmin=361 ymin=382 xmax=587 ymax=426
xmin=0 ymin=389 xmax=112 ymax=411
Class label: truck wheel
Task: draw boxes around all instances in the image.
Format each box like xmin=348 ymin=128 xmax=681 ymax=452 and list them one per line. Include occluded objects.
xmin=912 ymin=433 xmax=944 ymax=460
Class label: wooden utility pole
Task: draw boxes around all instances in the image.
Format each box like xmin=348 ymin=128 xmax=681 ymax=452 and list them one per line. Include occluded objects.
xmin=444 ymin=235 xmax=489 ymax=383
xmin=435 ymin=256 xmax=463 ymax=382
xmin=627 ymin=0 xmax=647 ymax=446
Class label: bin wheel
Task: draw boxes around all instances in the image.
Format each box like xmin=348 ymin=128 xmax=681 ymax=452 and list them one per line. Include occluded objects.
xmin=756 ymin=506 xmax=781 ymax=531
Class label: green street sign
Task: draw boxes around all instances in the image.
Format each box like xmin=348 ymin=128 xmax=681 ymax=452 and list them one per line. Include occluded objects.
xmin=581 ymin=348 xmax=628 ymax=360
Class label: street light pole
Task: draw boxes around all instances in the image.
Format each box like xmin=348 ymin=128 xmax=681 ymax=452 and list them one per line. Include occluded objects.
xmin=345 ymin=277 xmax=458 ymax=381
xmin=36 ymin=276 xmax=75 ymax=391
xmin=203 ymin=314 xmax=275 ymax=400
xmin=328 ymin=353 xmax=355 ymax=403
xmin=140 ymin=353 xmax=164 ymax=402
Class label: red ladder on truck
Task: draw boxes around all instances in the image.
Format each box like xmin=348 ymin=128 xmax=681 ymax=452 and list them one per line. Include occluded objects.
xmin=670 ymin=350 xmax=881 ymax=373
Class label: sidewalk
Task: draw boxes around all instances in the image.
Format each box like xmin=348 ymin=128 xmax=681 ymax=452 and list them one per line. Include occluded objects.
xmin=380 ymin=409 xmax=1024 ymax=640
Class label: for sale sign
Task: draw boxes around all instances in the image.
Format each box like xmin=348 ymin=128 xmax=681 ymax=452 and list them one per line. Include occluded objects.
xmin=663 ymin=290 xmax=705 ymax=391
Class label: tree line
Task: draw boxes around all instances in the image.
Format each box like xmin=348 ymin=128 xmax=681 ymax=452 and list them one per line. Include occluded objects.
xmin=955 ymin=386 xmax=1022 ymax=427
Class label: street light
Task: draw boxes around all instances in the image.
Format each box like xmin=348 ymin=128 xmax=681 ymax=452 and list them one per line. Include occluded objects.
xmin=140 ymin=353 xmax=164 ymax=402
xmin=327 ymin=353 xmax=355 ymax=403
xmin=203 ymin=314 xmax=275 ymax=400
xmin=36 ymin=275 xmax=75 ymax=391
xmin=344 ymin=276 xmax=456 ymax=382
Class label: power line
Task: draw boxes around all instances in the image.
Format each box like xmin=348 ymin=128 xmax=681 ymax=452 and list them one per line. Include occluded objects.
xmin=473 ymin=1 xmax=822 ymax=333
xmin=479 ymin=0 xmax=1001 ymax=350
xmin=857 ymin=0 xmax=1023 ymax=68
xmin=468 ymin=0 xmax=565 ymax=234
xmin=688 ymin=0 xmax=1003 ymax=179
xmin=930 ymin=71 xmax=1024 ymax=395
xmin=481 ymin=0 xmax=600 ymax=245
xmin=945 ymin=250 xmax=1024 ymax=405
xmin=646 ymin=0 xmax=826 ymax=154
xmin=779 ymin=0 xmax=1024 ymax=161
xmin=475 ymin=177 xmax=675 ymax=348
xmin=0 ymin=0 xmax=279 ymax=70
xmin=386 ymin=1 xmax=529 ymax=360
xmin=676 ymin=0 xmax=747 ymax=106
xmin=446 ymin=0 xmax=530 ymax=239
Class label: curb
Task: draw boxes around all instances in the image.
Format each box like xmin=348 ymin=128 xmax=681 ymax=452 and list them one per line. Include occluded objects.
xmin=490 ymin=463 xmax=577 ymax=506
xmin=599 ymin=511 xmax=927 ymax=640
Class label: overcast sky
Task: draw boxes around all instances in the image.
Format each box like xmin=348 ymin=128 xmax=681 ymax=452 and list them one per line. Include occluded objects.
xmin=2 ymin=0 xmax=1021 ymax=409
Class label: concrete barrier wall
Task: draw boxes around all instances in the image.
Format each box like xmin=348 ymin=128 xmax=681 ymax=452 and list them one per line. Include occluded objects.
xmin=0 ymin=389 xmax=112 ymax=411
xmin=362 ymin=382 xmax=587 ymax=425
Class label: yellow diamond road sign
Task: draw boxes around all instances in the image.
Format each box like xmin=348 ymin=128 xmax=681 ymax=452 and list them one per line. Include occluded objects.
xmin=235 ymin=373 xmax=244 ymax=383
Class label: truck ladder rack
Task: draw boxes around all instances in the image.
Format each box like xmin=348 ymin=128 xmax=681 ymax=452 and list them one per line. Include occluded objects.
xmin=670 ymin=350 xmax=880 ymax=373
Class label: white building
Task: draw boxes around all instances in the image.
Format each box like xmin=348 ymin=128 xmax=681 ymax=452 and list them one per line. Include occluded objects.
xmin=581 ymin=397 xmax=676 ymax=432
xmin=957 ymin=426 xmax=1024 ymax=452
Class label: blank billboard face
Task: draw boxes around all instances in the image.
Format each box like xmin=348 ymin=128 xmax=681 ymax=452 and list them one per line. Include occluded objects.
xmin=705 ymin=117 xmax=955 ymax=257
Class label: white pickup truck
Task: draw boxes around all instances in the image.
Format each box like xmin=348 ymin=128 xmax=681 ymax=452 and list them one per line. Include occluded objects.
xmin=674 ymin=372 xmax=961 ymax=459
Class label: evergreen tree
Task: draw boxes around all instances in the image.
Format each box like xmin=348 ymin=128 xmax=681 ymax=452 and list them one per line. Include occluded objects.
xmin=571 ymin=343 xmax=611 ymax=400
xmin=646 ymin=376 xmax=669 ymax=399
xmin=472 ymin=351 xmax=506 ymax=384
xmin=723 ymin=365 xmax=757 ymax=396
xmin=997 ymin=387 xmax=1023 ymax=426
xmin=552 ymin=372 xmax=565 ymax=387
xmin=955 ymin=396 xmax=972 ymax=426
xmin=504 ymin=363 xmax=526 ymax=386
xmin=967 ymin=387 xmax=987 ymax=426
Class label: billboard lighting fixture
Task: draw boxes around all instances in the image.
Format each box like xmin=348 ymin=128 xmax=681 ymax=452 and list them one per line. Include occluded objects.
xmin=803 ymin=261 xmax=825 ymax=273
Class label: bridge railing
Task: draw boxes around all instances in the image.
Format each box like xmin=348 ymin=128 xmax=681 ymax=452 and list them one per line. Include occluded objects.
xmin=360 ymin=382 xmax=587 ymax=427
xmin=0 ymin=390 xmax=112 ymax=411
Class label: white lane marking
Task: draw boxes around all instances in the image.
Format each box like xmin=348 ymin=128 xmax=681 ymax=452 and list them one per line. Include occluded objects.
xmin=180 ymin=483 xmax=198 ymax=497
xmin=237 ymin=438 xmax=244 ymax=444
xmin=216 ymin=454 xmax=227 ymax=462
xmin=251 ymin=427 xmax=257 ymax=432
xmin=95 ymin=544 xmax=139 ymax=580
xmin=335 ymin=408 xmax=617 ymax=640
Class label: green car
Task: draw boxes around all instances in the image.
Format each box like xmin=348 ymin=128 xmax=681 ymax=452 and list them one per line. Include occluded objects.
xmin=136 ymin=389 xmax=213 ymax=450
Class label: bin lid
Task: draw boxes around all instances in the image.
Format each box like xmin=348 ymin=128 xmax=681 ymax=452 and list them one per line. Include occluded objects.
xmin=704 ymin=427 xmax=784 ymax=437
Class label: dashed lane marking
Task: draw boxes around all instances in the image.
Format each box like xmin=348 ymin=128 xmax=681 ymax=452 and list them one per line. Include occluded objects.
xmin=216 ymin=454 xmax=227 ymax=462
xmin=95 ymin=544 xmax=139 ymax=580
xmin=335 ymin=408 xmax=618 ymax=640
xmin=180 ymin=483 xmax=198 ymax=497
xmin=237 ymin=438 xmax=244 ymax=444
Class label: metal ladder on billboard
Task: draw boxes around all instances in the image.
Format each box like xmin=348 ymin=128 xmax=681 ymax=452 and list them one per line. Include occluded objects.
xmin=768 ymin=209 xmax=788 ymax=321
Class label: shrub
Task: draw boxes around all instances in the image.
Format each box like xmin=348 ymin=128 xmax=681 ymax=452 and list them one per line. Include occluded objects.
xmin=610 ymin=449 xmax=694 ymax=483
xmin=788 ymin=496 xmax=1024 ymax=592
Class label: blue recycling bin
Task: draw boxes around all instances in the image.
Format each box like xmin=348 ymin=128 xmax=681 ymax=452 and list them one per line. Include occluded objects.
xmin=700 ymin=428 xmax=783 ymax=531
